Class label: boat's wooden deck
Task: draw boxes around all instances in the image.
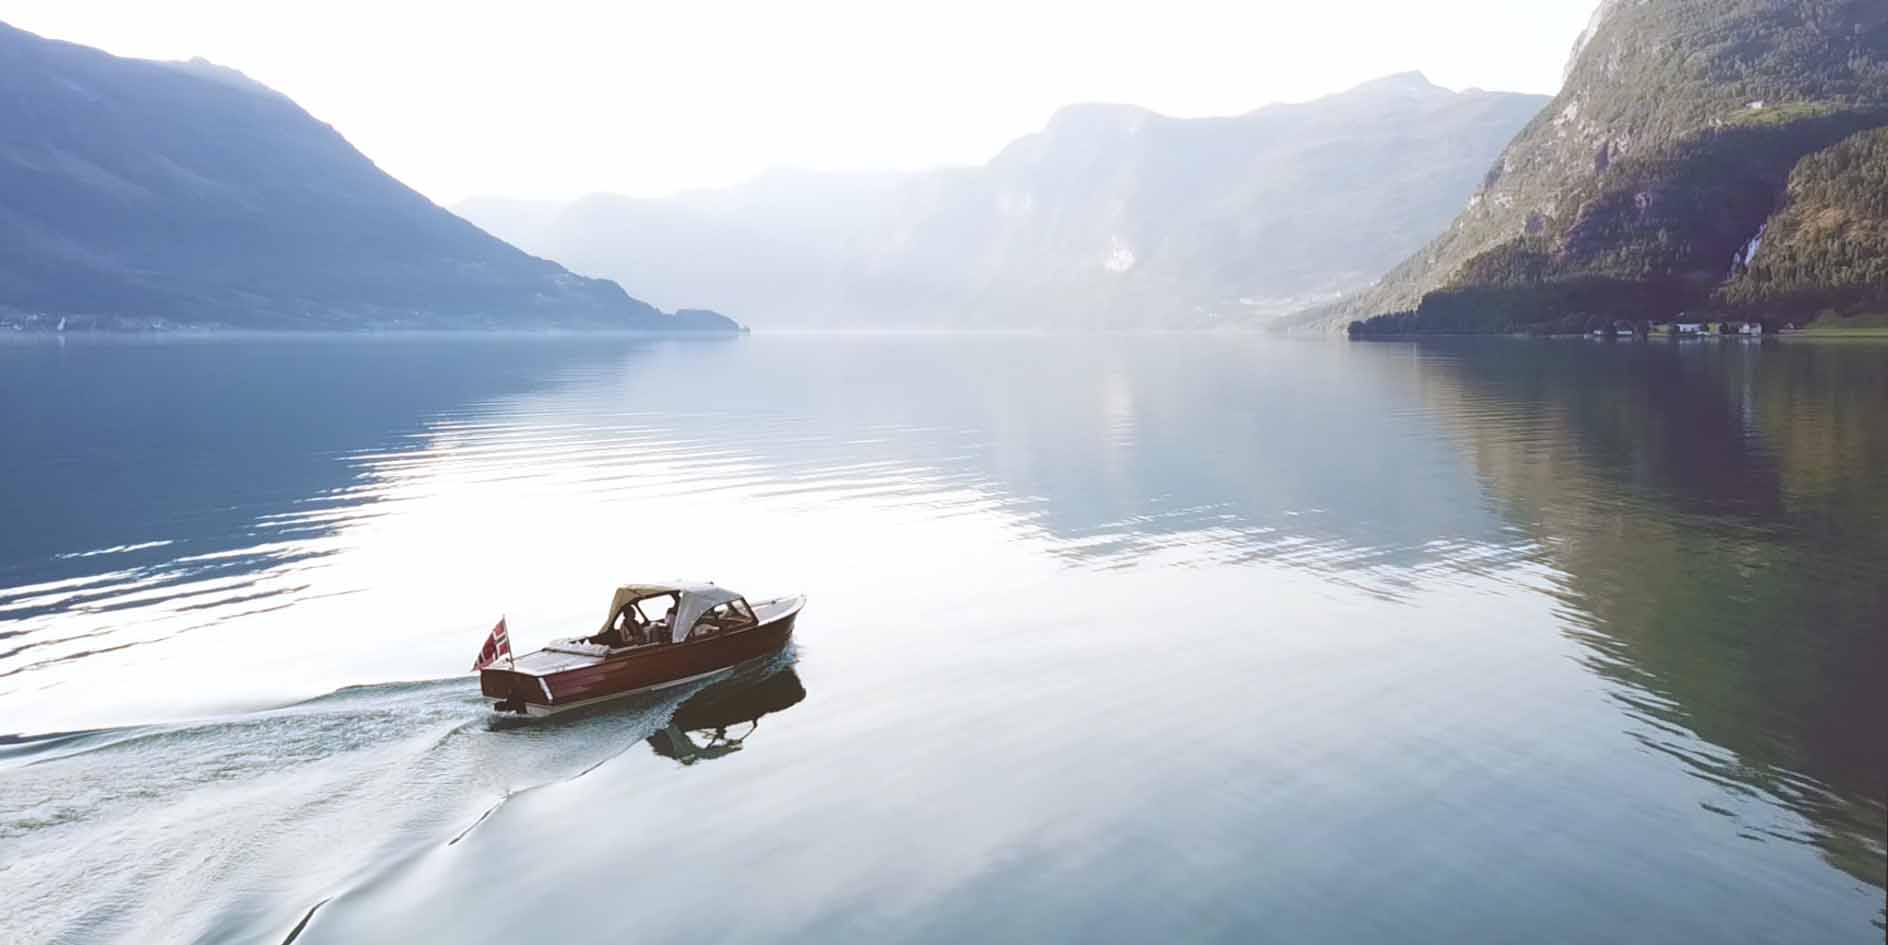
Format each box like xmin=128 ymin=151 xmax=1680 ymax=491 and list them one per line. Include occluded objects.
xmin=749 ymin=596 xmax=799 ymax=624
xmin=509 ymin=647 xmax=607 ymax=676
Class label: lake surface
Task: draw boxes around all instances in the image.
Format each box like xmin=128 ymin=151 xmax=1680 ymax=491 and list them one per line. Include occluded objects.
xmin=1 ymin=333 xmax=1882 ymax=944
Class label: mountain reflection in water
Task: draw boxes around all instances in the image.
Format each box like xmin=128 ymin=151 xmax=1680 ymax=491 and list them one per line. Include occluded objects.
xmin=0 ymin=333 xmax=1881 ymax=944
xmin=1408 ymin=339 xmax=1887 ymax=891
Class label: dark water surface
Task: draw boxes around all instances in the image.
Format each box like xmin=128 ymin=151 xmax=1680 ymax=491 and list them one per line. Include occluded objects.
xmin=1 ymin=333 xmax=1882 ymax=944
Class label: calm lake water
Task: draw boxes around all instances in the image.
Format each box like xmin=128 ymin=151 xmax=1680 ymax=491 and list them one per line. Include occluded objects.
xmin=1 ymin=333 xmax=1882 ymax=944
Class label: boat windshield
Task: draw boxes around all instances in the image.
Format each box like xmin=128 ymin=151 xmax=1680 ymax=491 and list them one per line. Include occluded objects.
xmin=686 ymin=599 xmax=758 ymax=639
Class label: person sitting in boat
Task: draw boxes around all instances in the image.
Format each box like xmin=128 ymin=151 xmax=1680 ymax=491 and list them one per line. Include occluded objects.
xmin=592 ymin=603 xmax=646 ymax=648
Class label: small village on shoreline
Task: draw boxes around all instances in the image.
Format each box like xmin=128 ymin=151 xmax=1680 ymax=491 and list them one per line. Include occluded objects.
xmin=1585 ymin=317 xmax=1785 ymax=339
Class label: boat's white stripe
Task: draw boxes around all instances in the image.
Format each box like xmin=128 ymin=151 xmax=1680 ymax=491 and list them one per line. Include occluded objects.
xmin=516 ymin=666 xmax=734 ymax=718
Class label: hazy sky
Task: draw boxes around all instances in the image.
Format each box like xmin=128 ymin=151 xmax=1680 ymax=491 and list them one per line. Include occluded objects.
xmin=8 ymin=1 xmax=1598 ymax=204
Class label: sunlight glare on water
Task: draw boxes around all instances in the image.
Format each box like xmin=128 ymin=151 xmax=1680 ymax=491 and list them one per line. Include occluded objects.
xmin=0 ymin=333 xmax=1881 ymax=944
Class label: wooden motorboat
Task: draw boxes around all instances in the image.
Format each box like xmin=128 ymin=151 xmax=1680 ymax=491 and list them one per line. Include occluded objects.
xmin=478 ymin=583 xmax=805 ymax=717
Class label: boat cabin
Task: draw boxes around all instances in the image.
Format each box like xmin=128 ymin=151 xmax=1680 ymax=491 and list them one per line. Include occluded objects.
xmin=581 ymin=583 xmax=761 ymax=651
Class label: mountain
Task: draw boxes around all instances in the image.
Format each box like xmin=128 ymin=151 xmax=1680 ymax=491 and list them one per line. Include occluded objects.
xmin=461 ymin=168 xmax=910 ymax=332
xmin=460 ymin=75 xmax=1546 ymax=329
xmin=1717 ymin=126 xmax=1888 ymax=315
xmin=1341 ymin=0 xmax=1888 ymax=335
xmin=0 ymin=22 xmax=737 ymax=331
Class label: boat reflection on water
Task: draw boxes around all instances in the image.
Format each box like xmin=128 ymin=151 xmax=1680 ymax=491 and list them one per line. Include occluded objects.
xmin=648 ymin=655 xmax=807 ymax=765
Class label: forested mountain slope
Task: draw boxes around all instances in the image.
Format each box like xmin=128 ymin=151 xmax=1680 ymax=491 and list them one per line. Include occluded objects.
xmin=1340 ymin=0 xmax=1888 ymax=335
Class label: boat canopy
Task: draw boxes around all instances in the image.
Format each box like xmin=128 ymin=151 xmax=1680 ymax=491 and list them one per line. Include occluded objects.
xmin=600 ymin=582 xmax=743 ymax=644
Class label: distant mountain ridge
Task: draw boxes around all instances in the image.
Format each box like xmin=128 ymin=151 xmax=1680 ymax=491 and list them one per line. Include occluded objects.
xmin=1341 ymin=0 xmax=1888 ymax=334
xmin=461 ymin=74 xmax=1547 ymax=328
xmin=0 ymin=22 xmax=738 ymax=331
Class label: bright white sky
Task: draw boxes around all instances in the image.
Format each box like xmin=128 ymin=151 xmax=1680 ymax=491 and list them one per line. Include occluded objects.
xmin=6 ymin=0 xmax=1597 ymax=204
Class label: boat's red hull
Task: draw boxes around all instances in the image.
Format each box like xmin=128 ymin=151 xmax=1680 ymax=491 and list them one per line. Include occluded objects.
xmin=481 ymin=610 xmax=797 ymax=715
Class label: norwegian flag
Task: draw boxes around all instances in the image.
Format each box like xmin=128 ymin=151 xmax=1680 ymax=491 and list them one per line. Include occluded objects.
xmin=471 ymin=617 xmax=513 ymax=672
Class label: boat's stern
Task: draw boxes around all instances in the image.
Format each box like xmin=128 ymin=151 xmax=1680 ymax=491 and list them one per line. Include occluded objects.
xmin=481 ymin=667 xmax=545 ymax=714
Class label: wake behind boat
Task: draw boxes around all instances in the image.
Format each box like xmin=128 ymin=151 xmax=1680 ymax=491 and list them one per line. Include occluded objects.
xmin=475 ymin=583 xmax=805 ymax=717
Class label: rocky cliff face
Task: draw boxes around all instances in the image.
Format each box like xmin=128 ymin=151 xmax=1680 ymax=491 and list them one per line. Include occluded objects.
xmin=1340 ymin=0 xmax=1888 ymax=332
xmin=1564 ymin=0 xmax=1630 ymax=82
xmin=0 ymin=22 xmax=736 ymax=331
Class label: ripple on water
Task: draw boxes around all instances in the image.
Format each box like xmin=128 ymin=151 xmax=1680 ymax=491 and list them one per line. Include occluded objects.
xmin=0 ymin=335 xmax=1881 ymax=944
